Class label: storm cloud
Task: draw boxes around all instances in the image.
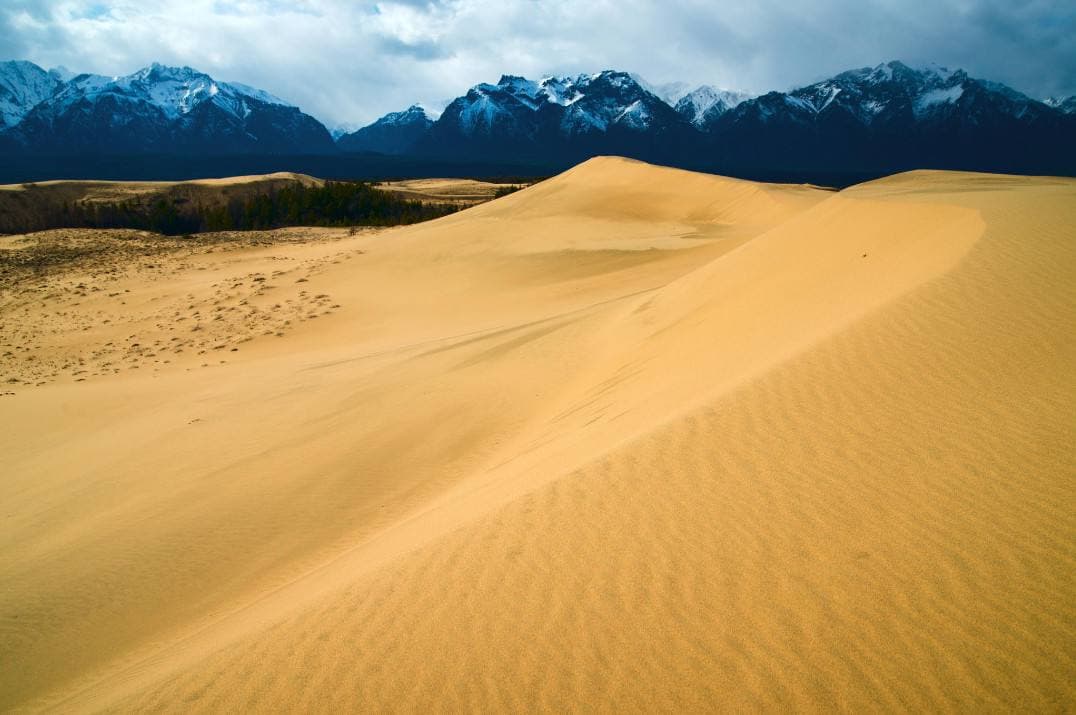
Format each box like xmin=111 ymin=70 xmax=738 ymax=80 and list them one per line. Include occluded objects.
xmin=2 ymin=0 xmax=1073 ymax=128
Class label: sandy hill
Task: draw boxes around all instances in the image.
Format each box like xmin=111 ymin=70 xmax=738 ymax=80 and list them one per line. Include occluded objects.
xmin=375 ymin=177 xmax=523 ymax=205
xmin=1 ymin=157 xmax=1073 ymax=712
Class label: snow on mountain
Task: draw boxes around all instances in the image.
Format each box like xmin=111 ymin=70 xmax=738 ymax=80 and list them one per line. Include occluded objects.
xmin=121 ymin=64 xmax=218 ymax=118
xmin=410 ymin=69 xmax=700 ymax=163
xmin=720 ymin=61 xmax=1053 ymax=129
xmin=337 ymin=104 xmax=435 ymax=154
xmin=485 ymin=73 xmax=618 ymax=110
xmin=5 ymin=62 xmax=332 ymax=154
xmin=41 ymin=64 xmax=295 ymax=123
xmin=492 ymin=75 xmax=542 ymax=108
xmin=780 ymin=61 xmax=938 ymax=120
xmin=1044 ymin=95 xmax=1076 ymax=114
xmin=381 ymin=104 xmax=435 ymax=124
xmin=913 ymin=85 xmax=965 ymax=116
xmin=536 ymin=76 xmax=583 ymax=105
xmin=674 ymin=86 xmax=752 ymax=126
xmin=223 ymin=81 xmax=292 ymax=109
xmin=706 ymin=60 xmax=1075 ymax=175
xmin=48 ymin=66 xmax=76 ymax=83
xmin=2 ymin=57 xmax=1070 ymax=171
xmin=390 ymin=61 xmax=1073 ymax=167
xmin=571 ymin=71 xmax=680 ymax=132
xmin=0 ymin=60 xmax=63 ymax=128
xmin=457 ymin=86 xmax=521 ymax=133
xmin=445 ymin=70 xmax=680 ymax=138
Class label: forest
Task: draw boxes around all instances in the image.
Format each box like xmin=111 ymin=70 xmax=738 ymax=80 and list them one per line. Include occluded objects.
xmin=9 ymin=181 xmax=460 ymax=236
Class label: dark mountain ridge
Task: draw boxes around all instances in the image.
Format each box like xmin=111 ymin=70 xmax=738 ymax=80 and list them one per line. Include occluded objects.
xmin=0 ymin=61 xmax=334 ymax=155
xmin=2 ymin=59 xmax=1073 ymax=181
xmin=340 ymin=61 xmax=1075 ymax=176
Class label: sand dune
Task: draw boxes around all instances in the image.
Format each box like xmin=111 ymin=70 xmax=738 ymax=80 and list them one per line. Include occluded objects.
xmin=0 ymin=172 xmax=321 ymax=193
xmin=375 ymin=178 xmax=522 ymax=205
xmin=1 ymin=157 xmax=1073 ymax=712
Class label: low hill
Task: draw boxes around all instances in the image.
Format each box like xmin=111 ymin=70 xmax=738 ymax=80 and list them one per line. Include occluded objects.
xmin=0 ymin=172 xmax=463 ymax=234
xmin=0 ymin=172 xmax=323 ymax=234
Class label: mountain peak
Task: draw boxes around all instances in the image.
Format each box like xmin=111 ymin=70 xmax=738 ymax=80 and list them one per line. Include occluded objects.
xmin=384 ymin=104 xmax=435 ymax=123
xmin=675 ymin=85 xmax=752 ymax=127
xmin=429 ymin=68 xmax=687 ymax=143
xmin=589 ymin=69 xmax=637 ymax=86
xmin=403 ymin=103 xmax=433 ymax=117
xmin=2 ymin=59 xmax=44 ymax=73
xmin=2 ymin=59 xmax=332 ymax=154
xmin=1044 ymin=95 xmax=1076 ymax=113
xmin=336 ymin=102 xmax=436 ymax=154
xmin=0 ymin=60 xmax=63 ymax=128
xmin=32 ymin=63 xmax=297 ymax=121
xmin=48 ymin=65 xmax=76 ymax=82
xmin=136 ymin=63 xmax=205 ymax=81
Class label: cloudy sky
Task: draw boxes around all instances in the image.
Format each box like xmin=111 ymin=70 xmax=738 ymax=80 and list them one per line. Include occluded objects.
xmin=2 ymin=0 xmax=1074 ymax=127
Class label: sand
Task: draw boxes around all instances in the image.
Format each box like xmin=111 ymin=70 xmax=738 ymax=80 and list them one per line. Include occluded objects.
xmin=1 ymin=157 xmax=1073 ymax=712
xmin=375 ymin=177 xmax=525 ymax=205
xmin=0 ymin=172 xmax=322 ymax=193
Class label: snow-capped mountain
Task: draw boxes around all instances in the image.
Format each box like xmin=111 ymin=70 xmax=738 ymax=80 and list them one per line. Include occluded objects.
xmin=674 ymin=86 xmax=752 ymax=127
xmin=340 ymin=70 xmax=709 ymax=157
xmin=398 ymin=71 xmax=695 ymax=161
xmin=2 ymin=58 xmax=1072 ymax=177
xmin=337 ymin=104 xmax=434 ymax=154
xmin=703 ymin=61 xmax=1075 ymax=172
xmin=2 ymin=61 xmax=334 ymax=154
xmin=1044 ymin=96 xmax=1076 ymax=114
xmin=440 ymin=71 xmax=682 ymax=137
xmin=555 ymin=71 xmax=687 ymax=134
xmin=0 ymin=60 xmax=64 ymax=128
xmin=55 ymin=64 xmax=295 ymax=119
xmin=716 ymin=61 xmax=1061 ymax=133
xmin=48 ymin=66 xmax=76 ymax=83
xmin=331 ymin=61 xmax=1073 ymax=173
xmin=343 ymin=61 xmax=1073 ymax=175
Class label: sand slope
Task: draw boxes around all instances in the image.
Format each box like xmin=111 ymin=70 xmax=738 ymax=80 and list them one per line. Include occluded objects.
xmin=1 ymin=158 xmax=1074 ymax=712
xmin=375 ymin=178 xmax=521 ymax=205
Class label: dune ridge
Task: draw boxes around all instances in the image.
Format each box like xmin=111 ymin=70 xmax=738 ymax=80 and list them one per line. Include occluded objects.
xmin=1 ymin=157 xmax=1073 ymax=712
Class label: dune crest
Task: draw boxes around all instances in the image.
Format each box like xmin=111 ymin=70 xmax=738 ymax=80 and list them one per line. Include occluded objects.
xmin=2 ymin=157 xmax=1073 ymax=712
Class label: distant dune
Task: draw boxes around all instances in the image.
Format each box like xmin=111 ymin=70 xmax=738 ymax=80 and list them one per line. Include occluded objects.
xmin=375 ymin=177 xmax=522 ymax=205
xmin=1 ymin=157 xmax=1073 ymax=712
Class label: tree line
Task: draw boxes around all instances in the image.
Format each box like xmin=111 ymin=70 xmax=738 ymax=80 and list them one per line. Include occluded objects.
xmin=8 ymin=181 xmax=461 ymax=236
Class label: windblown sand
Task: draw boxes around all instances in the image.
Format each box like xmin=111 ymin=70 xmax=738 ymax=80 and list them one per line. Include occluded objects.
xmin=376 ymin=177 xmax=521 ymax=205
xmin=1 ymin=158 xmax=1073 ymax=712
xmin=0 ymin=171 xmax=322 ymax=196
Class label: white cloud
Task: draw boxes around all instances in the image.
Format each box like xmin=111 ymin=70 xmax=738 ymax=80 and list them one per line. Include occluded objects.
xmin=1 ymin=0 xmax=1073 ymax=127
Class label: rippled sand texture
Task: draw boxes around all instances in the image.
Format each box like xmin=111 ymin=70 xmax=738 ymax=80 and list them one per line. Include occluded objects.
xmin=1 ymin=158 xmax=1074 ymax=712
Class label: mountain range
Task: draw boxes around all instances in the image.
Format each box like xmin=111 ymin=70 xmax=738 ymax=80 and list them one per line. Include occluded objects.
xmin=342 ymin=63 xmax=1075 ymax=173
xmin=0 ymin=61 xmax=334 ymax=155
xmin=1 ymin=59 xmax=1074 ymax=178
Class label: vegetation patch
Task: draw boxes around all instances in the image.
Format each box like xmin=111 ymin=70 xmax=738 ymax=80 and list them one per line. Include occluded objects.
xmin=2 ymin=181 xmax=460 ymax=236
